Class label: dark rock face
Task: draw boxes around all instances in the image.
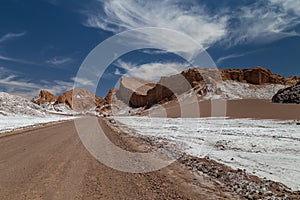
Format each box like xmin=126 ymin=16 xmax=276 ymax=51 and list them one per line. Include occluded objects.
xmin=272 ymin=82 xmax=300 ymax=104
xmin=115 ymin=77 xmax=157 ymax=108
xmin=141 ymin=84 xmax=175 ymax=108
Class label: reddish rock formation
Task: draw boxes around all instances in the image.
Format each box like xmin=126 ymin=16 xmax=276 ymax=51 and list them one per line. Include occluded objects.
xmin=116 ymin=77 xmax=156 ymax=107
xmin=34 ymin=67 xmax=300 ymax=111
xmin=96 ymin=88 xmax=118 ymax=114
xmin=104 ymin=88 xmax=118 ymax=103
xmin=221 ymin=69 xmax=244 ymax=82
xmin=221 ymin=66 xmax=298 ymax=85
xmin=34 ymin=88 xmax=112 ymax=114
xmin=181 ymin=68 xmax=204 ymax=88
xmin=136 ymin=83 xmax=175 ymax=108
xmin=243 ymin=67 xmax=282 ymax=84
xmin=56 ymin=88 xmax=106 ymax=112
xmin=35 ymin=90 xmax=58 ymax=105
xmin=116 ymin=66 xmax=300 ymax=108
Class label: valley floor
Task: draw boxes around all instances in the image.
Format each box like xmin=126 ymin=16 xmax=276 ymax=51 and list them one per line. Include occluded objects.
xmin=1 ymin=117 xmax=299 ymax=199
xmin=0 ymin=118 xmax=238 ymax=200
xmin=113 ymin=116 xmax=300 ymax=191
xmin=1 ymin=99 xmax=300 ymax=199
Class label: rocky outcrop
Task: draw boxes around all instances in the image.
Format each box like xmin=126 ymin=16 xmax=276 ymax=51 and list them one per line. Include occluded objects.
xmin=116 ymin=69 xmax=208 ymax=108
xmin=34 ymin=88 xmax=112 ymax=114
xmin=35 ymin=90 xmax=58 ymax=105
xmin=96 ymin=88 xmax=118 ymax=114
xmin=34 ymin=67 xmax=299 ymax=111
xmin=243 ymin=67 xmax=283 ymax=84
xmin=117 ymin=75 xmax=194 ymax=108
xmin=104 ymin=88 xmax=117 ymax=103
xmin=138 ymin=83 xmax=175 ymax=108
xmin=221 ymin=69 xmax=244 ymax=82
xmin=221 ymin=66 xmax=298 ymax=85
xmin=115 ymin=66 xmax=300 ymax=108
xmin=272 ymin=81 xmax=300 ymax=104
xmin=56 ymin=88 xmax=105 ymax=112
xmin=116 ymin=77 xmax=156 ymax=107
xmin=181 ymin=68 xmax=205 ymax=88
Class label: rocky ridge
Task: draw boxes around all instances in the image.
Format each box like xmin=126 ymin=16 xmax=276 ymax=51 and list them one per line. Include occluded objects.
xmin=116 ymin=66 xmax=299 ymax=108
xmin=34 ymin=88 xmax=111 ymax=114
xmin=222 ymin=66 xmax=298 ymax=85
xmin=34 ymin=66 xmax=300 ymax=113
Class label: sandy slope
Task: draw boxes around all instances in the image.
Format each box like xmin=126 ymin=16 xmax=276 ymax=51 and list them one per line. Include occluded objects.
xmin=145 ymin=99 xmax=300 ymax=120
xmin=0 ymin=118 xmax=237 ymax=200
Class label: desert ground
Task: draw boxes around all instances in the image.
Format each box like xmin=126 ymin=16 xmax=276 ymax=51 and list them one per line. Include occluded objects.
xmin=0 ymin=99 xmax=300 ymax=199
xmin=0 ymin=118 xmax=238 ymax=200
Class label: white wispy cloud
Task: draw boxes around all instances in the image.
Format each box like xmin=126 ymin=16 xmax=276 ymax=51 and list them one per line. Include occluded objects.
xmin=114 ymin=68 xmax=121 ymax=75
xmin=224 ymin=1 xmax=300 ymax=46
xmin=71 ymin=77 xmax=94 ymax=87
xmin=0 ymin=54 xmax=72 ymax=67
xmin=0 ymin=75 xmax=41 ymax=90
xmin=46 ymin=57 xmax=73 ymax=65
xmin=43 ymin=80 xmax=74 ymax=95
xmin=140 ymin=49 xmax=168 ymax=55
xmin=115 ymin=59 xmax=188 ymax=81
xmin=0 ymin=54 xmax=43 ymax=66
xmin=0 ymin=66 xmax=75 ymax=97
xmin=0 ymin=55 xmax=19 ymax=62
xmin=270 ymin=0 xmax=300 ymax=15
xmin=0 ymin=67 xmax=42 ymax=99
xmin=0 ymin=76 xmax=75 ymax=97
xmin=216 ymin=53 xmax=246 ymax=64
xmin=84 ymin=0 xmax=227 ymax=58
xmin=0 ymin=32 xmax=26 ymax=43
xmin=83 ymin=0 xmax=300 ymax=50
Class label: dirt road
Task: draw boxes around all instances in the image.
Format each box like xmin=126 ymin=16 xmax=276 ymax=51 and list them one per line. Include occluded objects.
xmin=0 ymin=118 xmax=237 ymax=200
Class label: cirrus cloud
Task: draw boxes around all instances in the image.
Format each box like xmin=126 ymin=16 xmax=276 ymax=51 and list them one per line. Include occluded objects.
xmin=83 ymin=0 xmax=300 ymax=50
xmin=46 ymin=56 xmax=73 ymax=65
xmin=115 ymin=59 xmax=188 ymax=81
xmin=84 ymin=0 xmax=228 ymax=58
xmin=0 ymin=32 xmax=26 ymax=43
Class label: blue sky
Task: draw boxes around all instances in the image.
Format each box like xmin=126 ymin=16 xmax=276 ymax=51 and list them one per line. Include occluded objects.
xmin=0 ymin=0 xmax=300 ymax=98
